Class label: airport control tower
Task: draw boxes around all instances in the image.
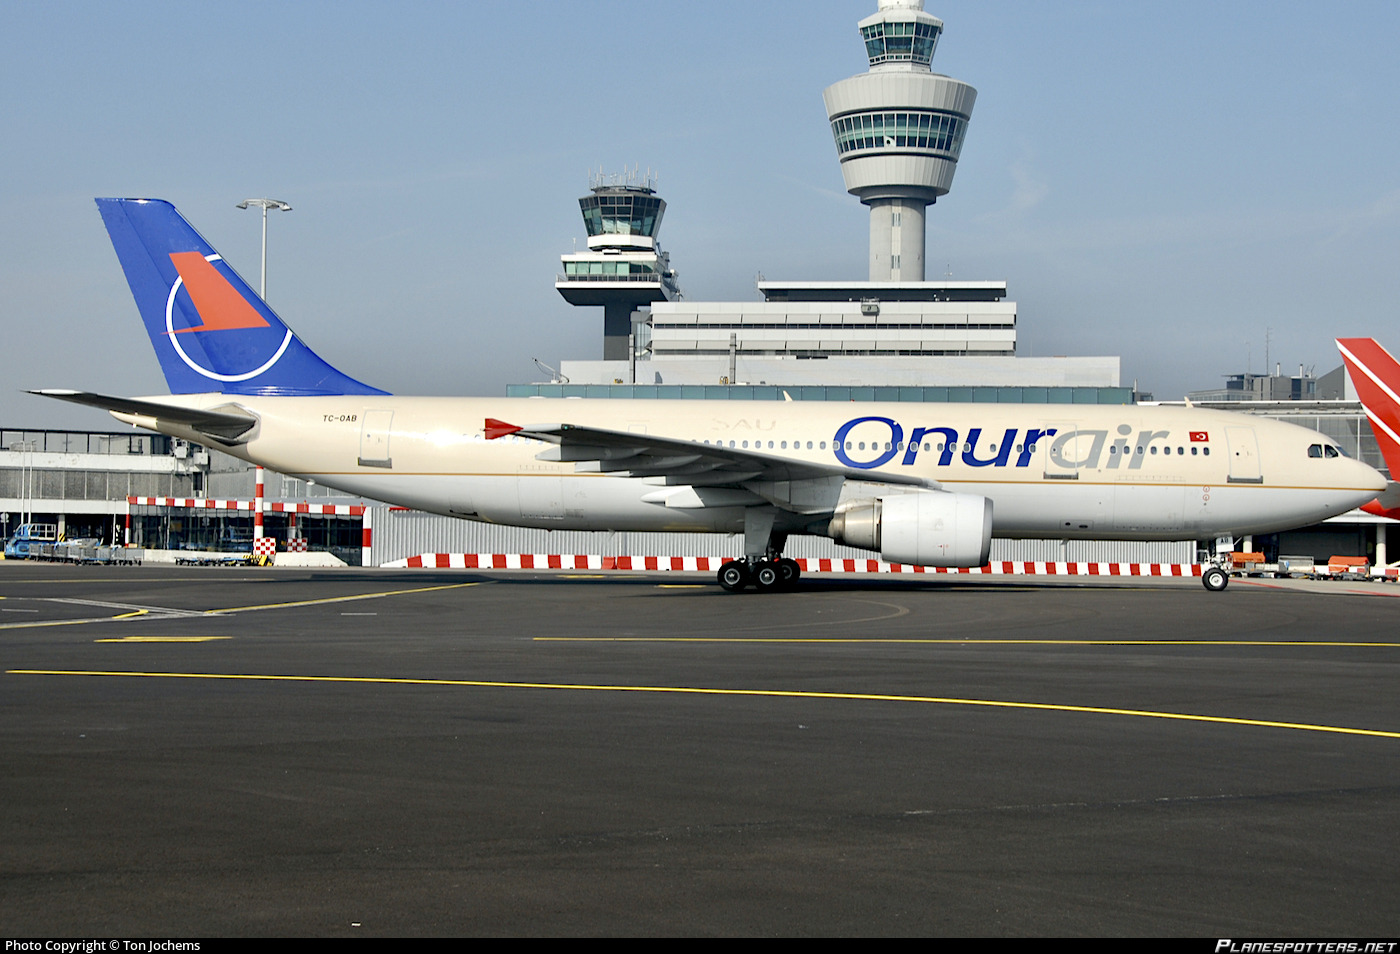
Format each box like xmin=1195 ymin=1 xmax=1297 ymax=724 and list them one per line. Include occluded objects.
xmin=823 ymin=1 xmax=977 ymax=282
xmin=556 ymin=170 xmax=681 ymax=361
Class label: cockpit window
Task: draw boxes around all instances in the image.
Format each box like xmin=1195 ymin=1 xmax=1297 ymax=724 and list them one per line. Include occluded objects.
xmin=1310 ymin=443 xmax=1345 ymax=459
xmin=1326 ymin=444 xmax=1341 ymax=458
xmin=1308 ymin=444 xmax=1323 ymax=458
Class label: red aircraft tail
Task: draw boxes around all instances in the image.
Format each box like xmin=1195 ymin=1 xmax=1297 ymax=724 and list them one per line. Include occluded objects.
xmin=1336 ymin=338 xmax=1400 ymax=520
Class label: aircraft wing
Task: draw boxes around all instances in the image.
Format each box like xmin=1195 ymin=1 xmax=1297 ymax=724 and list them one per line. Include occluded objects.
xmin=487 ymin=418 xmax=939 ymax=500
xmin=30 ymin=390 xmax=259 ymax=442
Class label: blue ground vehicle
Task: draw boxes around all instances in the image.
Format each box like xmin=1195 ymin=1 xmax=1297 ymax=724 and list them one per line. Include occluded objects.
xmin=4 ymin=524 xmax=58 ymax=559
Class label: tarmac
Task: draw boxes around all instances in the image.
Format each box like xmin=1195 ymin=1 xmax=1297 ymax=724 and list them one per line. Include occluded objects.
xmin=2 ymin=563 xmax=1398 ymax=936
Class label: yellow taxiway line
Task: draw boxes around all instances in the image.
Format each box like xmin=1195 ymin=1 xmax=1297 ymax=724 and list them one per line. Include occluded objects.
xmin=533 ymin=637 xmax=1400 ymax=647
xmin=206 ymin=580 xmax=482 ymax=613
xmin=93 ymin=636 xmax=232 ymax=643
xmin=0 ymin=581 xmax=482 ymax=631
xmin=8 ymin=669 xmax=1399 ymax=740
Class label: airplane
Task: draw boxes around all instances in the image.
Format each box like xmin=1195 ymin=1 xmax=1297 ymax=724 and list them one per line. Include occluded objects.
xmin=1336 ymin=337 xmax=1400 ymax=522
xmin=31 ymin=198 xmax=1388 ymax=593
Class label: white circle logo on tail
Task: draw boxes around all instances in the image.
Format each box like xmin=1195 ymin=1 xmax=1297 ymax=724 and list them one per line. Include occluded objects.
xmin=165 ymin=253 xmax=293 ymax=382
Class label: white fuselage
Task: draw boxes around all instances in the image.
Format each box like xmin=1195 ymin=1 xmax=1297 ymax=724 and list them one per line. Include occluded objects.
xmin=125 ymin=395 xmax=1387 ymax=545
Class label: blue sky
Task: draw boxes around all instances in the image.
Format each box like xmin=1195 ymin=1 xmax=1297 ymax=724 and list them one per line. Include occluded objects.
xmin=4 ymin=0 xmax=1399 ymax=427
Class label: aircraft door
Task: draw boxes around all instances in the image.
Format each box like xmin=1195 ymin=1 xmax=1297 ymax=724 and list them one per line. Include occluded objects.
xmin=359 ymin=410 xmax=393 ymax=468
xmin=1043 ymin=425 xmax=1080 ymax=480
xmin=1225 ymin=426 xmax=1262 ymax=483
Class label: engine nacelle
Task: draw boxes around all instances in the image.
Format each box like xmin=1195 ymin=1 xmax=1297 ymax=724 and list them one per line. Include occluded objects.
xmin=827 ymin=491 xmax=993 ymax=567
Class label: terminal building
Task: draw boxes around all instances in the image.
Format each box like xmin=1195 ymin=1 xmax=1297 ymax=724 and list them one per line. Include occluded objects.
xmin=554 ymin=0 xmax=1120 ymax=395
xmin=0 ymin=429 xmax=370 ymax=565
xmin=0 ymin=428 xmax=202 ymax=546
xmin=550 ymin=277 xmax=1120 ymax=394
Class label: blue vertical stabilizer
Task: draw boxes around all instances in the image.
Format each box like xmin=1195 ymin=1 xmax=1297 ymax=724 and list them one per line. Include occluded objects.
xmin=96 ymin=198 xmax=387 ymax=396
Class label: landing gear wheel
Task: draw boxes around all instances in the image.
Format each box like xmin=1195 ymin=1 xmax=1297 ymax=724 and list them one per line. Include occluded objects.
xmin=718 ymin=560 xmax=750 ymax=592
xmin=1202 ymin=566 xmax=1229 ymax=592
xmin=777 ymin=558 xmax=801 ymax=589
xmin=752 ymin=560 xmax=783 ymax=593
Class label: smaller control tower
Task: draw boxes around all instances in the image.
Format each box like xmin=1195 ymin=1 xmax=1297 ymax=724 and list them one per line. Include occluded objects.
xmin=556 ymin=170 xmax=681 ymax=360
xmin=823 ymin=1 xmax=977 ymax=282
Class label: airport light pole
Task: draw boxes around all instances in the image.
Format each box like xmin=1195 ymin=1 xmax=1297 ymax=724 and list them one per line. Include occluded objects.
xmin=236 ymin=198 xmax=292 ymax=298
xmin=14 ymin=439 xmax=37 ymax=526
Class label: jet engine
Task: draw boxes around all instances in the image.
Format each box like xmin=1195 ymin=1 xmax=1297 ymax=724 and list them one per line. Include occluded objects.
xmin=827 ymin=491 xmax=993 ymax=567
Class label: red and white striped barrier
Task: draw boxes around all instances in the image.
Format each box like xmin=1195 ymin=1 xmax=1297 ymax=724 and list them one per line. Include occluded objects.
xmin=130 ymin=496 xmax=257 ymax=510
xmin=265 ymin=502 xmax=366 ymax=515
xmin=254 ymin=466 xmax=264 ymax=541
xmin=381 ymin=553 xmax=1203 ymax=577
xmin=127 ymin=496 xmax=364 ymax=515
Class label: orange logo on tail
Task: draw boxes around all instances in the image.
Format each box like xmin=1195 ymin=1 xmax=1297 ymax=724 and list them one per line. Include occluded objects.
xmin=167 ymin=252 xmax=271 ymax=333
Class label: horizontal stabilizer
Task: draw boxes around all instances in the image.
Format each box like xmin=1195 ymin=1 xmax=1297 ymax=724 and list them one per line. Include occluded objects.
xmin=29 ymin=390 xmax=258 ymax=442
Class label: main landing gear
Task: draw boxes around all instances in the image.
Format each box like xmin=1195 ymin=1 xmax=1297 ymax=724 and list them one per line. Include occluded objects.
xmin=717 ymin=557 xmax=801 ymax=593
xmin=720 ymin=510 xmax=801 ymax=593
